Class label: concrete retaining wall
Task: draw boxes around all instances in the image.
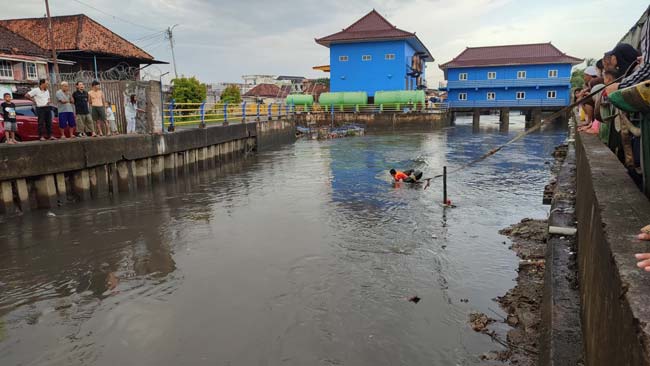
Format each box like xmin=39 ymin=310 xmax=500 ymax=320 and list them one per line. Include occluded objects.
xmin=0 ymin=119 xmax=294 ymax=215
xmin=576 ymin=132 xmax=650 ymax=366
xmin=293 ymin=112 xmax=449 ymax=131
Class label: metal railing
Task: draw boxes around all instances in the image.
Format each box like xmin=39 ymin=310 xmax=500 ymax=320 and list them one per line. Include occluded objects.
xmin=163 ymin=101 xmax=450 ymax=130
xmin=448 ymin=99 xmax=569 ymax=108
xmin=446 ymin=77 xmax=571 ymax=89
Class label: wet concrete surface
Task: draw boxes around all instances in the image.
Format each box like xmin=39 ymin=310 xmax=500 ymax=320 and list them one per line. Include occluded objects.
xmin=0 ymin=115 xmax=565 ymax=365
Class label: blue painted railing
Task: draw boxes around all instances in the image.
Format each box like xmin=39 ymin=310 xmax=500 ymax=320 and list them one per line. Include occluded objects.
xmin=448 ymin=99 xmax=569 ymax=108
xmin=446 ymin=77 xmax=571 ymax=89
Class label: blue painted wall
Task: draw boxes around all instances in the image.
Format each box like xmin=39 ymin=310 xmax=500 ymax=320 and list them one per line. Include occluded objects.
xmin=330 ymin=40 xmax=424 ymax=96
xmin=445 ymin=63 xmax=573 ymax=108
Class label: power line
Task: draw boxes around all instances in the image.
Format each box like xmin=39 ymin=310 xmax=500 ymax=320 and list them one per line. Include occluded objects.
xmin=71 ymin=0 xmax=158 ymax=31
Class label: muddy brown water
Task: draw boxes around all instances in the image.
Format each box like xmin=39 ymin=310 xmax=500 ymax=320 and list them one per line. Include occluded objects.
xmin=0 ymin=115 xmax=566 ymax=365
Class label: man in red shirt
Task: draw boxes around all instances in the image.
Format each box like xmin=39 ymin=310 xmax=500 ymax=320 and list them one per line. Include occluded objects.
xmin=390 ymin=169 xmax=423 ymax=183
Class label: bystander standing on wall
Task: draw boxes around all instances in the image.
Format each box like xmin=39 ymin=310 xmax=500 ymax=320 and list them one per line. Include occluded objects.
xmin=56 ymin=81 xmax=76 ymax=139
xmin=73 ymin=82 xmax=95 ymax=137
xmin=105 ymin=101 xmax=118 ymax=136
xmin=1 ymin=93 xmax=17 ymax=144
xmin=24 ymin=79 xmax=54 ymax=141
xmin=125 ymin=94 xmax=144 ymax=134
xmin=89 ymin=81 xmax=107 ymax=136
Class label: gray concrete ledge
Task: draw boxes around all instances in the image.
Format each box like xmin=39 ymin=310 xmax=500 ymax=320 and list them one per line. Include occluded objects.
xmin=576 ymin=132 xmax=650 ymax=366
xmin=0 ymin=119 xmax=294 ymax=214
xmin=539 ymin=144 xmax=584 ymax=366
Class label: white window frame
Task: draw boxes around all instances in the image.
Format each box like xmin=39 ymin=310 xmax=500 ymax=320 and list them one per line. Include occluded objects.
xmin=547 ymin=90 xmax=557 ymax=99
xmin=487 ymin=92 xmax=496 ymax=100
xmin=548 ymin=69 xmax=558 ymax=78
xmin=487 ymin=71 xmax=496 ymax=80
xmin=516 ymin=91 xmax=526 ymax=100
xmin=338 ymin=55 xmax=349 ymax=62
xmin=26 ymin=62 xmax=38 ymax=80
xmin=517 ymin=71 xmax=526 ymax=79
xmin=458 ymin=93 xmax=467 ymax=101
xmin=361 ymin=55 xmax=372 ymax=61
xmin=384 ymin=53 xmax=395 ymax=60
xmin=0 ymin=60 xmax=13 ymax=79
xmin=458 ymin=73 xmax=468 ymax=81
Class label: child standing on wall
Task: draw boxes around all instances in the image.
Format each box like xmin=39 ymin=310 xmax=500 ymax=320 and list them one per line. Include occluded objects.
xmin=1 ymin=93 xmax=17 ymax=144
xmin=105 ymin=101 xmax=118 ymax=135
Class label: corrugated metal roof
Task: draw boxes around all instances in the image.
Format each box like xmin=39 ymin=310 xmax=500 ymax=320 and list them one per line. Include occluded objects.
xmin=439 ymin=43 xmax=583 ymax=69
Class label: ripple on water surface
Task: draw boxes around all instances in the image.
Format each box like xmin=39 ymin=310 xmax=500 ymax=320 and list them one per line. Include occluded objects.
xmin=0 ymin=115 xmax=566 ymax=365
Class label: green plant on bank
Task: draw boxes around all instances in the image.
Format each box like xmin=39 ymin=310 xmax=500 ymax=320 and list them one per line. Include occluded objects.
xmin=171 ymin=76 xmax=207 ymax=104
xmin=167 ymin=76 xmax=207 ymax=125
xmin=220 ymin=85 xmax=242 ymax=104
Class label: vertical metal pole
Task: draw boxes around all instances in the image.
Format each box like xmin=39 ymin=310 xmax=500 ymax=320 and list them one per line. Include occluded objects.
xmin=443 ymin=166 xmax=448 ymax=205
xmin=44 ymin=0 xmax=59 ymax=82
xmin=330 ymin=103 xmax=334 ymax=129
xmin=200 ymin=101 xmax=206 ymax=128
xmin=223 ymin=102 xmax=228 ymax=123
xmin=242 ymin=101 xmax=246 ymax=123
xmin=93 ymin=54 xmax=98 ymax=80
xmin=256 ymin=102 xmax=260 ymax=121
xmin=169 ymin=99 xmax=175 ymax=130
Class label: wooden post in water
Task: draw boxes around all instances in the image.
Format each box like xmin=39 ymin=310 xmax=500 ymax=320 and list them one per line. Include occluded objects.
xmin=443 ymin=166 xmax=447 ymax=205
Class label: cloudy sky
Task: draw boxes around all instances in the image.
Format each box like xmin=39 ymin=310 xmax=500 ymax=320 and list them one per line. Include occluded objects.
xmin=9 ymin=0 xmax=649 ymax=85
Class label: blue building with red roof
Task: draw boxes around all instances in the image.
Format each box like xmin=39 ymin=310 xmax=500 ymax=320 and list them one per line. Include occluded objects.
xmin=316 ymin=10 xmax=434 ymax=98
xmin=440 ymin=43 xmax=582 ymax=110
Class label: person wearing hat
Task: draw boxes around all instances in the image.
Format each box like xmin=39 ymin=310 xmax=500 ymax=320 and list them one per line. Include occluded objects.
xmin=603 ymin=43 xmax=643 ymax=96
xmin=577 ymin=66 xmax=602 ymax=126
xmin=618 ymin=19 xmax=649 ymax=90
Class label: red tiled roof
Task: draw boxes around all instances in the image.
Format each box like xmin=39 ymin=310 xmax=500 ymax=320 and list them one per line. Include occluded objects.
xmin=0 ymin=14 xmax=153 ymax=61
xmin=316 ymin=10 xmax=415 ymax=46
xmin=439 ymin=43 xmax=583 ymax=69
xmin=0 ymin=25 xmax=48 ymax=57
xmin=244 ymin=84 xmax=291 ymax=98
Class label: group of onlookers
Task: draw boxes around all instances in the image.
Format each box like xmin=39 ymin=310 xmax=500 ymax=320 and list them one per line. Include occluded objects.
xmin=1 ymin=78 xmax=143 ymax=143
xmin=570 ymin=20 xmax=650 ymax=272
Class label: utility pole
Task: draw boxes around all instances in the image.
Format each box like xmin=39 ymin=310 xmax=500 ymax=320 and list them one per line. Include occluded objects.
xmin=44 ymin=0 xmax=59 ymax=82
xmin=166 ymin=25 xmax=179 ymax=79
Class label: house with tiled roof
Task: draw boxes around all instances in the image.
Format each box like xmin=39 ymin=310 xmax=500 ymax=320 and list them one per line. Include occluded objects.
xmin=0 ymin=24 xmax=74 ymax=96
xmin=243 ymin=83 xmax=291 ymax=104
xmin=440 ymin=43 xmax=582 ymax=109
xmin=316 ymin=10 xmax=433 ymax=98
xmin=0 ymin=14 xmax=165 ymax=76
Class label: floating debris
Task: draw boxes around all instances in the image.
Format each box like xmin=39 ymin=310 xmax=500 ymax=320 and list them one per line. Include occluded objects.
xmin=408 ymin=295 xmax=421 ymax=304
xmin=296 ymin=124 xmax=365 ymax=140
xmin=469 ymin=312 xmax=495 ymax=332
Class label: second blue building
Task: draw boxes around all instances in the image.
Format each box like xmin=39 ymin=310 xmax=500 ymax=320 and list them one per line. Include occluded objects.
xmin=440 ymin=43 xmax=582 ymax=109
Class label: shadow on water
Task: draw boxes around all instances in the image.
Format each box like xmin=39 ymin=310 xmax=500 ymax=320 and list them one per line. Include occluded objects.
xmin=0 ymin=114 xmax=566 ymax=365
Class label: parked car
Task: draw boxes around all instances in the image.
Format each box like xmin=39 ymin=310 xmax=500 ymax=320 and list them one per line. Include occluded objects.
xmin=0 ymin=99 xmax=61 ymax=142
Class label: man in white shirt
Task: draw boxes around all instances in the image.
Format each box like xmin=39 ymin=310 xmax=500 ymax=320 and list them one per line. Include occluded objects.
xmin=25 ymin=79 xmax=54 ymax=141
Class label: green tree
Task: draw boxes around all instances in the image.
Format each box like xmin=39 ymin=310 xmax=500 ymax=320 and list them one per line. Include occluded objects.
xmin=315 ymin=78 xmax=330 ymax=87
xmin=220 ymin=84 xmax=242 ymax=104
xmin=171 ymin=76 xmax=207 ymax=103
xmin=571 ymin=68 xmax=585 ymax=89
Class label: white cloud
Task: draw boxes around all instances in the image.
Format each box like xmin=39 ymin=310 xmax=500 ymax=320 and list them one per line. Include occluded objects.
xmin=6 ymin=0 xmax=649 ymax=85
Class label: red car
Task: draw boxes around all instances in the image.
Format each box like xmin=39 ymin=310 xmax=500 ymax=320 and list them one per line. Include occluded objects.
xmin=0 ymin=99 xmax=61 ymax=142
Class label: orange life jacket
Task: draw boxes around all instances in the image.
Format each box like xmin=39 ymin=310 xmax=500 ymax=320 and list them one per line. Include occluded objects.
xmin=394 ymin=171 xmax=409 ymax=181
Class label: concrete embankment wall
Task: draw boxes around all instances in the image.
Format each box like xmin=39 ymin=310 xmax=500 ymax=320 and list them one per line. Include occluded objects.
xmin=0 ymin=119 xmax=294 ymax=215
xmin=293 ymin=112 xmax=450 ymax=131
xmin=576 ymin=132 xmax=650 ymax=366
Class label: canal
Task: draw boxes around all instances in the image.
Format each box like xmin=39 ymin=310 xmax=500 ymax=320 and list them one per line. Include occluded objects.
xmin=0 ymin=115 xmax=566 ymax=365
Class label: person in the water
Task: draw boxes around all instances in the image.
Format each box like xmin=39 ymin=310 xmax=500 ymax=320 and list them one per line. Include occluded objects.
xmin=390 ymin=169 xmax=423 ymax=183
